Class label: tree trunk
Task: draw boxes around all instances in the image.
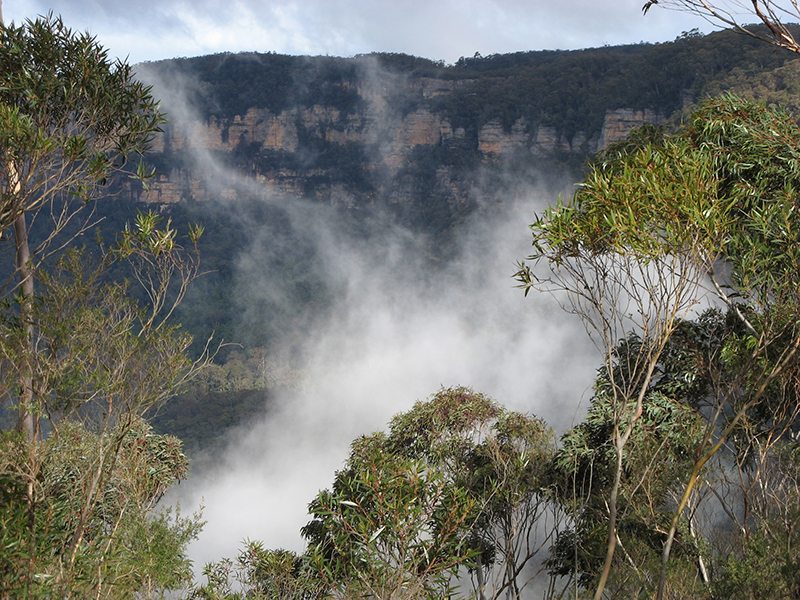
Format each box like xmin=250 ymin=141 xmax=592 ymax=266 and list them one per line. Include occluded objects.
xmin=13 ymin=203 xmax=36 ymax=440
xmin=593 ymin=436 xmax=623 ymax=600
xmin=505 ymin=522 xmax=520 ymax=600
xmin=0 ymin=0 xmax=35 ymax=434
xmin=2 ymin=149 xmax=36 ymax=439
xmin=476 ymin=553 xmax=487 ymax=600
xmin=14 ymin=214 xmax=35 ymax=437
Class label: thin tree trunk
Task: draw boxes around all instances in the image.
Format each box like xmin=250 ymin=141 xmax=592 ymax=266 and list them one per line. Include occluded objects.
xmin=14 ymin=212 xmax=36 ymax=440
xmin=13 ymin=210 xmax=38 ymax=595
xmin=505 ymin=522 xmax=520 ymax=600
xmin=656 ymin=334 xmax=800 ymax=599
xmin=593 ymin=436 xmax=623 ymax=600
xmin=1 ymin=31 xmax=35 ymax=434
xmin=1 ymin=10 xmax=40 ymax=595
xmin=688 ymin=507 xmax=709 ymax=585
xmin=476 ymin=553 xmax=487 ymax=600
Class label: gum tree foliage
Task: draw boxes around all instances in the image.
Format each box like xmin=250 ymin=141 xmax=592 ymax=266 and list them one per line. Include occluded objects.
xmin=376 ymin=387 xmax=557 ymax=600
xmin=301 ymin=432 xmax=480 ymax=599
xmin=0 ymin=12 xmax=207 ymax=598
xmin=0 ymin=417 xmax=200 ymax=597
xmin=191 ymin=543 xmax=323 ymax=600
xmin=546 ymin=320 xmax=714 ymax=598
xmin=0 ymin=215 xmax=206 ymax=598
xmin=194 ymin=388 xmax=556 ymax=600
xmin=517 ymin=94 xmax=800 ymax=598
xmin=0 ymin=13 xmax=161 ymax=233
xmin=0 ymin=13 xmax=164 ymax=438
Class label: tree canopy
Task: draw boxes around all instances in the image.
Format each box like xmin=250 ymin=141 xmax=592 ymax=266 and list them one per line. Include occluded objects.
xmin=0 ymin=14 xmax=206 ymax=598
xmin=518 ymin=93 xmax=800 ymax=599
xmin=0 ymin=13 xmax=162 ymax=235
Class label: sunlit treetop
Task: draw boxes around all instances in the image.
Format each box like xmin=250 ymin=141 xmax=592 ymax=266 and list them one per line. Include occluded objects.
xmin=0 ymin=13 xmax=164 ymax=236
xmin=518 ymin=94 xmax=800 ymax=304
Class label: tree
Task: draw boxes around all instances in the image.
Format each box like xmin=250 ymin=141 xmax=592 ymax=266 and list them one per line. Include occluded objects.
xmin=546 ymin=324 xmax=711 ymax=598
xmin=516 ymin=125 xmax=713 ymax=599
xmin=0 ymin=11 xmax=209 ymax=597
xmin=194 ymin=388 xmax=557 ymax=600
xmin=382 ymin=387 xmax=557 ymax=600
xmin=301 ymin=432 xmax=479 ymax=599
xmin=518 ymin=94 xmax=800 ymax=598
xmin=0 ymin=217 xmax=206 ymax=597
xmin=644 ymin=1 xmax=800 ymax=54
xmin=0 ymin=12 xmax=163 ymax=438
xmin=191 ymin=543 xmax=320 ymax=600
xmin=0 ymin=417 xmax=201 ymax=597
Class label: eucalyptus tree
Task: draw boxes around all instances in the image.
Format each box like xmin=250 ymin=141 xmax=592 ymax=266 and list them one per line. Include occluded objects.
xmin=0 ymin=212 xmax=207 ymax=597
xmin=194 ymin=388 xmax=557 ymax=600
xmin=546 ymin=320 xmax=714 ymax=598
xmin=0 ymin=12 xmax=209 ymax=597
xmin=0 ymin=13 xmax=163 ymax=438
xmin=516 ymin=124 xmax=715 ymax=599
xmin=302 ymin=388 xmax=557 ymax=600
xmin=302 ymin=432 xmax=480 ymax=599
xmin=382 ymin=387 xmax=558 ymax=600
xmin=518 ymin=94 xmax=800 ymax=598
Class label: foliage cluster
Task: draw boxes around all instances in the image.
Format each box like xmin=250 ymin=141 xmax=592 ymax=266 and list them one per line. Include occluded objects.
xmin=0 ymin=418 xmax=200 ymax=598
xmin=0 ymin=14 xmax=162 ymax=233
xmin=0 ymin=14 xmax=207 ymax=598
xmin=515 ymin=93 xmax=800 ymax=598
xmin=195 ymin=387 xmax=557 ymax=599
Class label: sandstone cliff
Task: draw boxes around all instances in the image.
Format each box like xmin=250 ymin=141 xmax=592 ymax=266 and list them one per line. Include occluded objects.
xmin=598 ymin=108 xmax=665 ymax=149
xmin=141 ymin=99 xmax=662 ymax=206
xmin=135 ymin=34 xmax=794 ymax=215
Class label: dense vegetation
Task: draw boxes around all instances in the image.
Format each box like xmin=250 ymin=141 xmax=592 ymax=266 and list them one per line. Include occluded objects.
xmin=0 ymin=15 xmax=205 ymax=596
xmin=147 ymin=26 xmax=798 ymax=136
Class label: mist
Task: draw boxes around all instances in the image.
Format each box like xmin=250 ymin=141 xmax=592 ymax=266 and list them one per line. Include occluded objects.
xmin=137 ymin=60 xmax=599 ymax=574
xmin=173 ymin=200 xmax=597 ymax=571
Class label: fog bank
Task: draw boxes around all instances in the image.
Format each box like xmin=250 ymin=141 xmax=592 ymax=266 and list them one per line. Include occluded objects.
xmin=171 ymin=193 xmax=596 ymax=568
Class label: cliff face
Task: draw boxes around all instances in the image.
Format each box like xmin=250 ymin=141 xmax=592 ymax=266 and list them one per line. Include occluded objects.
xmin=136 ymin=34 xmax=791 ymax=215
xmin=598 ymin=108 xmax=665 ymax=148
xmin=140 ymin=93 xmax=662 ymax=206
xmin=152 ymin=100 xmax=663 ymax=164
xmin=134 ymin=30 xmax=798 ymax=220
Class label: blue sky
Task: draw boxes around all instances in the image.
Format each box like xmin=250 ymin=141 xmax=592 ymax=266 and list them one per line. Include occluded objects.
xmin=3 ymin=0 xmax=712 ymax=64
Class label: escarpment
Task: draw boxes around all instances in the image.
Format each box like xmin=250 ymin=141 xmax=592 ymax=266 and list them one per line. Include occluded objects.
xmin=133 ymin=32 xmax=796 ymax=221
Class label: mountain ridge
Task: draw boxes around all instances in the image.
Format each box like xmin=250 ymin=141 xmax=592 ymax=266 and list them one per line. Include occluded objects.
xmin=129 ymin=26 xmax=800 ymax=230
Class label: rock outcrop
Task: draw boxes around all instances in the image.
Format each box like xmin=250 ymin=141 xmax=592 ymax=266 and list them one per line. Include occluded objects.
xmin=141 ymin=79 xmax=664 ymax=207
xmin=598 ymin=108 xmax=665 ymax=149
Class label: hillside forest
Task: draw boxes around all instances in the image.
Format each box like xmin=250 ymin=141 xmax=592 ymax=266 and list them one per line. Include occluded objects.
xmin=3 ymin=5 xmax=800 ymax=600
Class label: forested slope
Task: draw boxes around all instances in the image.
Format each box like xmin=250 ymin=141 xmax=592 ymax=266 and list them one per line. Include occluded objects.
xmin=127 ymin=26 xmax=800 ymax=448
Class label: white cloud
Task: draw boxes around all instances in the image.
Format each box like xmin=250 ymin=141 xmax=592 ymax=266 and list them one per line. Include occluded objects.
xmin=5 ymin=0 xmax=709 ymax=63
